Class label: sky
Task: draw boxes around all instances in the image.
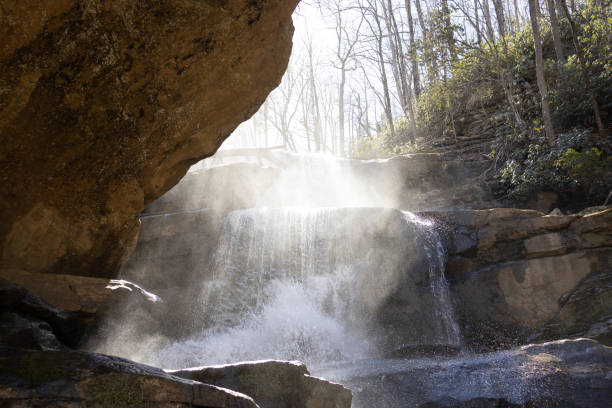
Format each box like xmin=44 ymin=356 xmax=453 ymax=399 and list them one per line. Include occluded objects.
xmin=219 ymin=2 xmax=346 ymax=151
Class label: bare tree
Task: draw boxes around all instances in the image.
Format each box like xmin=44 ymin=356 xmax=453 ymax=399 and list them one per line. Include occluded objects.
xmin=492 ymin=0 xmax=507 ymax=38
xmin=263 ymin=100 xmax=269 ymax=147
xmin=268 ymin=63 xmax=307 ymax=152
xmin=306 ymin=35 xmax=323 ymax=151
xmin=474 ymin=0 xmax=483 ymax=45
xmin=333 ymin=1 xmax=362 ymax=156
xmin=361 ymin=0 xmax=395 ymax=139
xmin=405 ymin=0 xmax=422 ymax=95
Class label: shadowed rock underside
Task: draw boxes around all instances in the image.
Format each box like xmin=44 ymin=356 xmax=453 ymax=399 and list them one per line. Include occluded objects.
xmin=0 ymin=0 xmax=299 ymax=278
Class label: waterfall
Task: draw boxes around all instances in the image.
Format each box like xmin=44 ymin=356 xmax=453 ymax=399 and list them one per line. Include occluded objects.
xmin=403 ymin=211 xmax=462 ymax=348
xmin=131 ymin=207 xmax=462 ymax=370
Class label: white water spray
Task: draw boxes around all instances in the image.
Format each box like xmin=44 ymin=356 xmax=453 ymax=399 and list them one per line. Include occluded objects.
xmin=129 ymin=207 xmax=462 ymax=370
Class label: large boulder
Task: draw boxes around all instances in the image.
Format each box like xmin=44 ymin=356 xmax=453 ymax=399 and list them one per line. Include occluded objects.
xmin=170 ymin=360 xmax=352 ymax=408
xmin=0 ymin=280 xmax=353 ymax=407
xmin=0 ymin=0 xmax=298 ymax=278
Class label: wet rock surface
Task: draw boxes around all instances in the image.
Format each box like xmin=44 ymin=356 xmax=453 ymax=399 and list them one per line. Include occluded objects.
xmin=0 ymin=348 xmax=259 ymax=408
xmin=425 ymin=208 xmax=612 ymax=350
xmin=127 ymin=202 xmax=612 ymax=354
xmin=0 ymin=0 xmax=298 ymax=279
xmin=0 ymin=269 xmax=163 ymax=351
xmin=0 ymin=278 xmax=88 ymax=349
xmin=0 ymin=281 xmax=351 ymax=408
xmin=170 ymin=360 xmax=352 ymax=408
xmin=319 ymin=338 xmax=612 ymax=408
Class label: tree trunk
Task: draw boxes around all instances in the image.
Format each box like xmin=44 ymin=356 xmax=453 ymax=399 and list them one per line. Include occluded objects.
xmin=513 ymin=0 xmax=521 ymax=29
xmin=372 ymin=6 xmax=395 ymax=140
xmin=363 ymin=80 xmax=372 ymax=138
xmin=529 ymin=0 xmax=556 ymax=144
xmin=475 ymin=0 xmax=482 ymax=45
xmin=546 ymin=0 xmax=565 ymax=61
xmin=307 ymin=41 xmax=322 ymax=151
xmin=559 ymin=0 xmax=606 ymax=137
xmin=263 ymin=100 xmax=269 ymax=147
xmin=414 ymin=0 xmax=436 ymax=80
xmin=339 ymin=68 xmax=346 ymax=156
xmin=385 ymin=0 xmax=411 ymax=113
xmin=405 ymin=0 xmax=421 ymax=96
xmin=414 ymin=0 xmax=427 ymax=35
xmin=493 ymin=0 xmax=506 ymax=38
xmin=482 ymin=0 xmax=496 ymax=44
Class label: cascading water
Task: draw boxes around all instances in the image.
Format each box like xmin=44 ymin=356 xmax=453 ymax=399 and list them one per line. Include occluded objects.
xmin=91 ymin=152 xmax=468 ymax=408
xmin=128 ymin=206 xmax=462 ymax=371
xmin=403 ymin=211 xmax=461 ymax=348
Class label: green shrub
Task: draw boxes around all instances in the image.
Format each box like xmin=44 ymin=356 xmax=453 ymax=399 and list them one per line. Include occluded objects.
xmin=499 ymin=129 xmax=612 ymax=201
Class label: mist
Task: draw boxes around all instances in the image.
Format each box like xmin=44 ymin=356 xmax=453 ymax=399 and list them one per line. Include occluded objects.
xmin=90 ymin=143 xmax=468 ymax=369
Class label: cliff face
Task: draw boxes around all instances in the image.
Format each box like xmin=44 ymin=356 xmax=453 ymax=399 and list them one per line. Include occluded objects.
xmin=0 ymin=0 xmax=298 ymax=278
xmin=433 ymin=207 xmax=612 ymax=350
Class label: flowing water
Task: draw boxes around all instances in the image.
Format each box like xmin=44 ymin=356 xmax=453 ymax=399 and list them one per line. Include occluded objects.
xmin=130 ymin=206 xmax=463 ymax=372
xmin=403 ymin=211 xmax=461 ymax=349
xmin=96 ymin=152 xmax=468 ymax=406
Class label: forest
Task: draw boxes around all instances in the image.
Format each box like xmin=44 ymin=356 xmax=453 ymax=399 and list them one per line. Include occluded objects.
xmin=232 ymin=0 xmax=612 ymax=207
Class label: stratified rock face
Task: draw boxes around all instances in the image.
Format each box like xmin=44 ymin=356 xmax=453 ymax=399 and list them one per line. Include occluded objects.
xmin=428 ymin=207 xmax=612 ymax=350
xmin=170 ymin=360 xmax=353 ymax=408
xmin=0 ymin=0 xmax=298 ymax=278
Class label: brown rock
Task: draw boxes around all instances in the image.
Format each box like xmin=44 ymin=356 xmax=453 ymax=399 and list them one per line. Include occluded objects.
xmin=0 ymin=278 xmax=95 ymax=348
xmin=0 ymin=269 xmax=160 ymax=314
xmin=0 ymin=312 xmax=64 ymax=351
xmin=0 ymin=0 xmax=298 ymax=278
xmin=570 ymin=208 xmax=612 ymax=234
xmin=434 ymin=207 xmax=612 ymax=350
xmin=523 ymin=232 xmax=567 ymax=258
xmin=0 ymin=349 xmax=259 ymax=407
xmin=453 ymin=252 xmax=594 ymax=330
xmin=170 ymin=360 xmax=352 ymax=408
